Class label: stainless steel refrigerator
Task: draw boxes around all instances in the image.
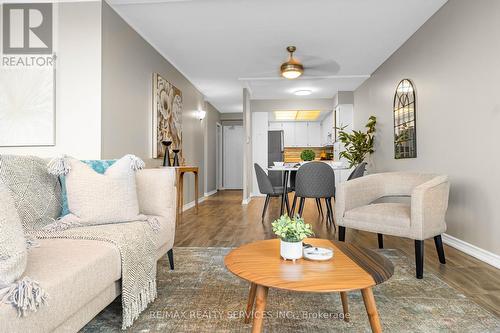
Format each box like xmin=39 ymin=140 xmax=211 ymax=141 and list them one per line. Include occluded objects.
xmin=268 ymin=130 xmax=284 ymax=186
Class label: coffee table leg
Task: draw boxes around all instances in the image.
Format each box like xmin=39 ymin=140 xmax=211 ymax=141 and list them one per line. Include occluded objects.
xmin=361 ymin=288 xmax=382 ymax=333
xmin=251 ymin=285 xmax=269 ymax=333
xmin=340 ymin=291 xmax=349 ymax=322
xmin=244 ymin=283 xmax=257 ymax=324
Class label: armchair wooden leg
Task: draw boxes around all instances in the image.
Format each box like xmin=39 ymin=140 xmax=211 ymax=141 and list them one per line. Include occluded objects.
xmin=261 ymin=195 xmax=271 ymax=222
xmin=377 ymin=234 xmax=384 ymax=249
xmin=434 ymin=235 xmax=446 ymax=264
xmin=415 ymin=240 xmax=424 ymax=279
xmin=284 ymin=193 xmax=290 ymax=216
xmin=339 ymin=226 xmax=346 ymax=242
xmin=298 ymin=197 xmax=305 ymax=217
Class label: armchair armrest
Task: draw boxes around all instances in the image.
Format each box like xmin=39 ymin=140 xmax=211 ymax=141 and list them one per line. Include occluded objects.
xmin=335 ymin=174 xmax=385 ymax=223
xmin=410 ymin=175 xmax=450 ymax=240
xmin=135 ymin=168 xmax=177 ymax=217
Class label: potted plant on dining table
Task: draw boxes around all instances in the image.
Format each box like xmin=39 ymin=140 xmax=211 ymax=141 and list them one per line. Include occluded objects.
xmin=272 ymin=215 xmax=314 ymax=261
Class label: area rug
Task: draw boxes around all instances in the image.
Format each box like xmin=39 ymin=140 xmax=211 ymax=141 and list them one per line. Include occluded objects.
xmin=81 ymin=247 xmax=500 ymax=332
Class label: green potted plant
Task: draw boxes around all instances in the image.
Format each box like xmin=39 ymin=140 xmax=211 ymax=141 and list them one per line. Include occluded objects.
xmin=336 ymin=116 xmax=376 ymax=168
xmin=272 ymin=215 xmax=314 ymax=261
xmin=300 ymin=149 xmax=316 ymax=163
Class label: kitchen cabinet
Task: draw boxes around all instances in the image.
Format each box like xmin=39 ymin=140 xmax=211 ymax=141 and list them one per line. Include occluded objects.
xmin=294 ymin=122 xmax=308 ymax=147
xmin=282 ymin=122 xmax=295 ymax=147
xmin=307 ymin=122 xmax=321 ymax=147
xmin=268 ymin=122 xmax=282 ymax=131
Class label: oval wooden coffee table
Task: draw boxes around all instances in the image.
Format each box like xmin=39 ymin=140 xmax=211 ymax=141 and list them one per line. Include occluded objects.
xmin=224 ymin=238 xmax=394 ymax=333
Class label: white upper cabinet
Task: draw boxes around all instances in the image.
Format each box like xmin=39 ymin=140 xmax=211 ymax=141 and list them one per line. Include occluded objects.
xmin=268 ymin=122 xmax=283 ymax=130
xmin=282 ymin=122 xmax=295 ymax=147
xmin=294 ymin=122 xmax=308 ymax=147
xmin=307 ymin=122 xmax=321 ymax=147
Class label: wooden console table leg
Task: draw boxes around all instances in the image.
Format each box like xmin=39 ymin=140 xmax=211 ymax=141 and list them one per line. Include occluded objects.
xmin=194 ymin=171 xmax=199 ymax=214
xmin=361 ymin=288 xmax=382 ymax=333
xmin=340 ymin=291 xmax=349 ymax=322
xmin=251 ymin=285 xmax=268 ymax=333
xmin=244 ymin=283 xmax=257 ymax=324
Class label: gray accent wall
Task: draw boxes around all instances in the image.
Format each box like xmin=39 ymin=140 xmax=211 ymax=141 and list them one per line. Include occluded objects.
xmin=204 ymin=102 xmax=221 ymax=193
xmin=353 ymin=0 xmax=500 ymax=255
xmin=101 ymin=2 xmax=220 ymax=205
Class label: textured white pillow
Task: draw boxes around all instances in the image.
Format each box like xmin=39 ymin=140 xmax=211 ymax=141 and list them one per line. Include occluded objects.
xmin=47 ymin=155 xmax=148 ymax=229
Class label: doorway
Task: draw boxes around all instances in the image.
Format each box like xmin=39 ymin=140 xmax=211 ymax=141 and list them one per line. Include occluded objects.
xmin=223 ymin=125 xmax=244 ymax=189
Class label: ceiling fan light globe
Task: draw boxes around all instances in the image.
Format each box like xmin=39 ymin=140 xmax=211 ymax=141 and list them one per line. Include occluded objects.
xmin=281 ymin=63 xmax=303 ymax=79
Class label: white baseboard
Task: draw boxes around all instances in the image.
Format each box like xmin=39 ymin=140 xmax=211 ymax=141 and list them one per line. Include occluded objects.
xmin=251 ymin=192 xmax=266 ymax=197
xmin=182 ymin=190 xmax=218 ymax=212
xmin=242 ymin=197 xmax=251 ymax=205
xmin=442 ymin=233 xmax=500 ymax=269
xmin=204 ymin=189 xmax=218 ymax=197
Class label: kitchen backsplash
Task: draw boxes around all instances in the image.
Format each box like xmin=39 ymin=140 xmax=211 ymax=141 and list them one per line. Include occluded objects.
xmin=283 ymin=147 xmax=334 ymax=163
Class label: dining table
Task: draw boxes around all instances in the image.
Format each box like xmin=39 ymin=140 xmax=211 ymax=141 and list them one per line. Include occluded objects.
xmin=267 ymin=163 xmax=351 ymax=216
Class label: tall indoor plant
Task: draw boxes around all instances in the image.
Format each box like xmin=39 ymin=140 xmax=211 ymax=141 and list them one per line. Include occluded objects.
xmin=272 ymin=215 xmax=314 ymax=261
xmin=336 ymin=116 xmax=377 ymax=168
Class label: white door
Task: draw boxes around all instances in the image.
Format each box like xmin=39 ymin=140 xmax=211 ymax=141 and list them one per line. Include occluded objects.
xmin=282 ymin=122 xmax=295 ymax=147
xmin=307 ymin=122 xmax=322 ymax=147
xmin=223 ymin=125 xmax=244 ymax=189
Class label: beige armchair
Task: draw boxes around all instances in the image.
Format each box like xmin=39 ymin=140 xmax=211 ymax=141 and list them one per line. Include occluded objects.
xmin=335 ymin=172 xmax=450 ymax=278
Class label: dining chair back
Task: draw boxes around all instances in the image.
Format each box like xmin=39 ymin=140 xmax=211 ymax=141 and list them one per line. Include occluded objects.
xmin=294 ymin=162 xmax=336 ymax=227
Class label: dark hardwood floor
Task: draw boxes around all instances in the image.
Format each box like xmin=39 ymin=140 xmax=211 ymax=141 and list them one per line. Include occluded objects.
xmin=175 ymin=190 xmax=500 ymax=317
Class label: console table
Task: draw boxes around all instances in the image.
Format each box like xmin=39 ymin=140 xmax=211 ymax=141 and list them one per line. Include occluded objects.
xmin=175 ymin=166 xmax=199 ymax=223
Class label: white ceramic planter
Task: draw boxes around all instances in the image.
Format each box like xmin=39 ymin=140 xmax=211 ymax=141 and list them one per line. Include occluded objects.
xmin=280 ymin=239 xmax=303 ymax=261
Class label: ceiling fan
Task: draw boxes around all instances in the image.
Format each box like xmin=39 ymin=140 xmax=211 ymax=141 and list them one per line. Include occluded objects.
xmin=239 ymin=45 xmax=370 ymax=81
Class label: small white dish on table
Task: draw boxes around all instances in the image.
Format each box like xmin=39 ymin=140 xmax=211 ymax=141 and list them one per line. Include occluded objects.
xmin=303 ymin=246 xmax=334 ymax=261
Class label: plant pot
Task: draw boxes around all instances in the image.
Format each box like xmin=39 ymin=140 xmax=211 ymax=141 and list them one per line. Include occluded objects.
xmin=280 ymin=239 xmax=303 ymax=261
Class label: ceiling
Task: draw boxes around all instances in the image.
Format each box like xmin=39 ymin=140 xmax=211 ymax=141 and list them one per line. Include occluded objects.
xmin=109 ymin=0 xmax=447 ymax=113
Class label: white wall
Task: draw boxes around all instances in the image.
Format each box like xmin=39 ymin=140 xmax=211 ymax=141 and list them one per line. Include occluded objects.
xmin=353 ymin=0 xmax=500 ymax=255
xmin=251 ymin=112 xmax=268 ymax=196
xmin=0 ymin=1 xmax=102 ymax=159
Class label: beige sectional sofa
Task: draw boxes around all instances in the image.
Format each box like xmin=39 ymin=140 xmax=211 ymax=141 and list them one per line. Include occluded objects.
xmin=0 ymin=168 xmax=177 ymax=333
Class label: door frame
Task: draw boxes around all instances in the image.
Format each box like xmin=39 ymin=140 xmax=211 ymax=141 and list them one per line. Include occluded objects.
xmin=216 ymin=122 xmax=223 ymax=190
xmin=222 ymin=124 xmax=244 ymax=190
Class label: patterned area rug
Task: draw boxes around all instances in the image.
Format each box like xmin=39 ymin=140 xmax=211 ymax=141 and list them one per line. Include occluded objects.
xmin=82 ymin=247 xmax=500 ymax=332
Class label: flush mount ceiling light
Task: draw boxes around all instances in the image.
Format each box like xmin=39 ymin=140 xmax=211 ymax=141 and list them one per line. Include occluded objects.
xmin=280 ymin=46 xmax=304 ymax=79
xmin=274 ymin=110 xmax=321 ymax=121
xmin=293 ymin=89 xmax=312 ymax=96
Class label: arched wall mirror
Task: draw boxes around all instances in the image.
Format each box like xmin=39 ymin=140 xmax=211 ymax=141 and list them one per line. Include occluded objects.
xmin=393 ymin=79 xmax=417 ymax=159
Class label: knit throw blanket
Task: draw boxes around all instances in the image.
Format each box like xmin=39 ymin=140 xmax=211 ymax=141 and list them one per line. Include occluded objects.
xmin=31 ymin=220 xmax=158 ymax=329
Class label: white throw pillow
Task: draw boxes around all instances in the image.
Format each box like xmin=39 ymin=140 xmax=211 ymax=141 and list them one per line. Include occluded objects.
xmin=47 ymin=155 xmax=148 ymax=229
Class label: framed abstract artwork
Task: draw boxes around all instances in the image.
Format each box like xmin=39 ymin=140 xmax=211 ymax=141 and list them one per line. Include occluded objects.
xmin=152 ymin=73 xmax=183 ymax=159
xmin=0 ymin=67 xmax=56 ymax=146
xmin=393 ymin=79 xmax=417 ymax=159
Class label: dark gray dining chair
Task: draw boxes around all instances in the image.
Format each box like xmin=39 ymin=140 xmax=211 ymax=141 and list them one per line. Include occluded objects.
xmin=254 ymin=164 xmax=291 ymax=222
xmin=293 ymin=162 xmax=336 ymax=227
xmin=347 ymin=162 xmax=367 ymax=181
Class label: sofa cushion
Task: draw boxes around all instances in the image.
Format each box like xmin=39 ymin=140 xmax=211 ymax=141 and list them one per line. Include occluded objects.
xmin=0 ymin=155 xmax=62 ymax=231
xmin=0 ymin=238 xmax=121 ymax=333
xmin=344 ymin=203 xmax=411 ymax=231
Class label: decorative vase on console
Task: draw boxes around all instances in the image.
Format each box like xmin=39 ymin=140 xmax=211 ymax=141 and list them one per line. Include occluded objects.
xmin=172 ymin=149 xmax=180 ymax=166
xmin=162 ymin=141 xmax=172 ymax=166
